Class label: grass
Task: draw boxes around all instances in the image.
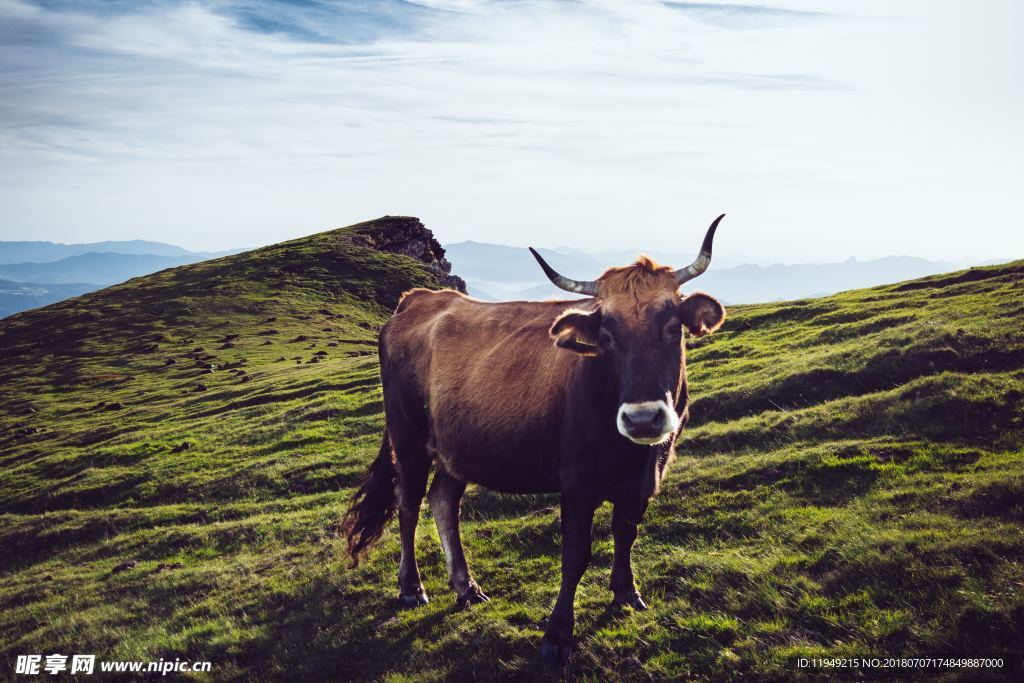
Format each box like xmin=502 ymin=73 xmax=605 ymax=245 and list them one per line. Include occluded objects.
xmin=1 ymin=218 xmax=1022 ymax=681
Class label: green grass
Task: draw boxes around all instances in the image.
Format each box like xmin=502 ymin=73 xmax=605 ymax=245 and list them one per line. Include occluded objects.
xmin=1 ymin=220 xmax=1022 ymax=681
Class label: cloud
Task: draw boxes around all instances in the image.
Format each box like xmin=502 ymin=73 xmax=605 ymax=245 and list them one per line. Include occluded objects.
xmin=0 ymin=0 xmax=1021 ymax=264
xmin=663 ymin=1 xmax=831 ymax=29
xmin=0 ymin=0 xmax=842 ymax=170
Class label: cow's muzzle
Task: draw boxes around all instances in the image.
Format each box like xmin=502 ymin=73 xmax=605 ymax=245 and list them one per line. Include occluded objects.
xmin=616 ymin=396 xmax=679 ymax=445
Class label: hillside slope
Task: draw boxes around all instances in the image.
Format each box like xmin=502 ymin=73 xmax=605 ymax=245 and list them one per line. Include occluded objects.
xmin=1 ymin=221 xmax=1022 ymax=681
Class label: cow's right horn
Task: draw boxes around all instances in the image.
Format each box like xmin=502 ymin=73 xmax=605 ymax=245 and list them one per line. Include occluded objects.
xmin=529 ymin=247 xmax=600 ymax=296
xmin=674 ymin=214 xmax=724 ymax=286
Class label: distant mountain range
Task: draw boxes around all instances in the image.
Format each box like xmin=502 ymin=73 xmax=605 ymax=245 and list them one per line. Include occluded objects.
xmin=0 ymin=237 xmax=1014 ymax=318
xmin=0 ymin=242 xmax=243 ymax=318
xmin=0 ymin=252 xmax=227 ymax=286
xmin=0 ymin=280 xmax=97 ymax=318
xmin=0 ymin=240 xmax=234 ymax=264
xmin=444 ymin=241 xmax=1010 ymax=304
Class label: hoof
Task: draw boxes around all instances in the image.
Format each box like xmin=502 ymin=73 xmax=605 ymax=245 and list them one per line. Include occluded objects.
xmin=397 ymin=588 xmax=429 ymax=608
xmin=539 ymin=638 xmax=571 ymax=668
xmin=613 ymin=592 xmax=649 ymax=611
xmin=455 ymin=584 xmax=490 ymax=611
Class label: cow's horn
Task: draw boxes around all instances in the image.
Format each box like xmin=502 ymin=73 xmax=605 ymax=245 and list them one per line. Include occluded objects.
xmin=528 ymin=247 xmax=599 ymax=296
xmin=674 ymin=214 xmax=724 ymax=286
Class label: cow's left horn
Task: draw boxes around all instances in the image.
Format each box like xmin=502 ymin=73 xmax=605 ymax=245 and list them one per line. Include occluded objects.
xmin=674 ymin=214 xmax=724 ymax=286
xmin=528 ymin=247 xmax=599 ymax=296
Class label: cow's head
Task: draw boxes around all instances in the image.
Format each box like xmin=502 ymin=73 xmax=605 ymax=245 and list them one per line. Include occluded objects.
xmin=530 ymin=215 xmax=726 ymax=445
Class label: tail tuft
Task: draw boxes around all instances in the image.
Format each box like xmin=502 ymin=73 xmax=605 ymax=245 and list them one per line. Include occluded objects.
xmin=342 ymin=431 xmax=398 ymax=568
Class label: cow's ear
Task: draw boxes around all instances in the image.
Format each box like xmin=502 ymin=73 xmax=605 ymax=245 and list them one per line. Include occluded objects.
xmin=678 ymin=292 xmax=725 ymax=337
xmin=550 ymin=308 xmax=602 ymax=355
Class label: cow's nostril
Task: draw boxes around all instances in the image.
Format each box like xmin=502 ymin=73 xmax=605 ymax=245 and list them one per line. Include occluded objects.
xmin=621 ymin=412 xmax=634 ymax=427
xmin=651 ymin=410 xmax=664 ymax=427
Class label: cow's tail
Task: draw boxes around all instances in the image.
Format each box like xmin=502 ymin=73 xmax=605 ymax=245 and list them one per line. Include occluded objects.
xmin=342 ymin=429 xmax=398 ymax=568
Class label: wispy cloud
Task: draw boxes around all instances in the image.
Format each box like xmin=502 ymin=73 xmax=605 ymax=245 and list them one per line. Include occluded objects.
xmin=1 ymin=0 xmax=1022 ymax=263
xmin=664 ymin=1 xmax=831 ymax=28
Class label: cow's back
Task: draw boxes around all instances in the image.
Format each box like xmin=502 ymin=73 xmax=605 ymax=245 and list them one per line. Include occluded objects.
xmin=379 ymin=288 xmax=590 ymax=492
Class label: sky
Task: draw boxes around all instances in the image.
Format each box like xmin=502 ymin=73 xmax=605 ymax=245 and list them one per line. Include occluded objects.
xmin=0 ymin=0 xmax=1021 ymax=264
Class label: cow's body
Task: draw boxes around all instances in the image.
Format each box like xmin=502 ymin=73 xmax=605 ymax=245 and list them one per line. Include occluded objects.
xmin=383 ymin=291 xmax=575 ymax=494
xmin=344 ymin=218 xmax=726 ymax=666
xmin=381 ymin=289 xmax=681 ymax=496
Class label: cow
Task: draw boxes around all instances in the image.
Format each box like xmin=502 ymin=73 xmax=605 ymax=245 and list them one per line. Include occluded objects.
xmin=343 ymin=215 xmax=727 ymax=666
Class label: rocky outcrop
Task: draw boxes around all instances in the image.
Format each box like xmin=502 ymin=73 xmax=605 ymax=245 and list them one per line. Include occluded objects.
xmin=350 ymin=216 xmax=467 ymax=293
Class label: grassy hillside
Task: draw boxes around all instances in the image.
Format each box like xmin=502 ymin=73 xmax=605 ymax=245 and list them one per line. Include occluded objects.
xmin=1 ymin=219 xmax=1022 ymax=681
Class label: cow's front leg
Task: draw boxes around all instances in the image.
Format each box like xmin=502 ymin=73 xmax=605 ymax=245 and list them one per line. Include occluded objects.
xmin=610 ymin=502 xmax=649 ymax=610
xmin=540 ymin=491 xmax=596 ymax=667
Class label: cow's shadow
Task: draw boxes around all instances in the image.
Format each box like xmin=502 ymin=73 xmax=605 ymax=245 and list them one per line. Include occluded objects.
xmin=238 ymin=558 xmax=565 ymax=682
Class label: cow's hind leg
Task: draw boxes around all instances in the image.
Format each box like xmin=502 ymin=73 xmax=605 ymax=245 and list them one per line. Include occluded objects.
xmin=427 ymin=466 xmax=489 ymax=609
xmin=392 ymin=430 xmax=432 ymax=608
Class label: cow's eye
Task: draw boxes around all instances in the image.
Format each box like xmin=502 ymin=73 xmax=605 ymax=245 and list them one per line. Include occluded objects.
xmin=598 ymin=329 xmax=615 ymax=350
xmin=664 ymin=324 xmax=682 ymax=345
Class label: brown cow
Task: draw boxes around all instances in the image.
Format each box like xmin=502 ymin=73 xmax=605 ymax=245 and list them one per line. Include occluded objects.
xmin=343 ymin=215 xmax=727 ymax=666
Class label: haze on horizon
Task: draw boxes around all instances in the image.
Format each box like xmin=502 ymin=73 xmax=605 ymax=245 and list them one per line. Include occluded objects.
xmin=1 ymin=0 xmax=1021 ymax=265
